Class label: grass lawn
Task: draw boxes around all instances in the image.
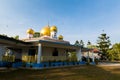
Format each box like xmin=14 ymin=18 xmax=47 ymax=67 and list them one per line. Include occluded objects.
xmin=0 ymin=65 xmax=120 ymax=80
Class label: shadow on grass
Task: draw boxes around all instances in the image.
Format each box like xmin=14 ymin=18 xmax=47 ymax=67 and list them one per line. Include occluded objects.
xmin=0 ymin=65 xmax=120 ymax=80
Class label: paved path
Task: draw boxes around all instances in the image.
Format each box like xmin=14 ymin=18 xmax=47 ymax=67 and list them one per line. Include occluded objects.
xmin=98 ymin=62 xmax=120 ymax=66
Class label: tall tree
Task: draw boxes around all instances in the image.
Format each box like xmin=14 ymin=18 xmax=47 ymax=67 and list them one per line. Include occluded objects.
xmin=79 ymin=40 xmax=84 ymax=47
xmin=87 ymin=41 xmax=97 ymax=49
xmin=87 ymin=40 xmax=92 ymax=48
xmin=74 ymin=40 xmax=80 ymax=46
xmin=97 ymin=33 xmax=111 ymax=60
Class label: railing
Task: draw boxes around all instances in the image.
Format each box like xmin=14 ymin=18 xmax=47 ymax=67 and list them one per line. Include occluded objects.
xmin=41 ymin=56 xmax=67 ymax=62
xmin=22 ymin=56 xmax=67 ymax=62
xmin=22 ymin=55 xmax=37 ymax=63
xmin=2 ymin=55 xmax=15 ymax=62
xmin=1 ymin=55 xmax=75 ymax=63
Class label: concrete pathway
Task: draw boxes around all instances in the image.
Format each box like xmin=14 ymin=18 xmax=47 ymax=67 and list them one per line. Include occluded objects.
xmin=98 ymin=62 xmax=120 ymax=66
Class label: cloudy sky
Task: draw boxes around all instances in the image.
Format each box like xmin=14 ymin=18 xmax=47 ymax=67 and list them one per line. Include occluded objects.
xmin=0 ymin=0 xmax=120 ymax=45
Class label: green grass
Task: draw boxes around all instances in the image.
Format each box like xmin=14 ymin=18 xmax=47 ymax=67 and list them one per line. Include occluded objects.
xmin=0 ymin=65 xmax=120 ymax=80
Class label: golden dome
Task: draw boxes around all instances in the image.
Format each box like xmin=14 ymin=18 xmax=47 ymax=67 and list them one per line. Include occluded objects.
xmin=40 ymin=26 xmax=50 ymax=36
xmin=50 ymin=25 xmax=57 ymax=32
xmin=58 ymin=35 xmax=63 ymax=40
xmin=26 ymin=28 xmax=35 ymax=34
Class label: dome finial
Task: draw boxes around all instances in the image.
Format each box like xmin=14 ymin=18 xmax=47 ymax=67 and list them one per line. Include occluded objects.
xmin=40 ymin=26 xmax=50 ymax=36
xmin=26 ymin=28 xmax=34 ymax=34
xmin=50 ymin=25 xmax=57 ymax=32
xmin=58 ymin=35 xmax=63 ymax=40
xmin=26 ymin=28 xmax=35 ymax=38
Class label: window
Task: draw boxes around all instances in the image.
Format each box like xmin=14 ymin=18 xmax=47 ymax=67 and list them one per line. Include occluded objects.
xmin=28 ymin=49 xmax=36 ymax=56
xmin=52 ymin=48 xmax=58 ymax=56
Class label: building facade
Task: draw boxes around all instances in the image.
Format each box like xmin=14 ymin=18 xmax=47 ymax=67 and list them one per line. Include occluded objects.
xmin=0 ymin=25 xmax=92 ymax=68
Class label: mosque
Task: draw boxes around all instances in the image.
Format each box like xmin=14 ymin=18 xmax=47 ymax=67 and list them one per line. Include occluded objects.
xmin=0 ymin=25 xmax=95 ymax=68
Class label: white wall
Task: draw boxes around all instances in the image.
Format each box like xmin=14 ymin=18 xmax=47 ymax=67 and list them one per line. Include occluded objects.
xmin=42 ymin=47 xmax=66 ymax=56
xmin=13 ymin=50 xmax=22 ymax=60
xmin=58 ymin=48 xmax=66 ymax=56
xmin=42 ymin=47 xmax=53 ymax=56
xmin=83 ymin=52 xmax=100 ymax=59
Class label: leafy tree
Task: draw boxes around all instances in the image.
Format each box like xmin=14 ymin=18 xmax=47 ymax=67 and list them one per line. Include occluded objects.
xmin=74 ymin=40 xmax=80 ymax=46
xmin=80 ymin=40 xmax=84 ymax=47
xmin=97 ymin=33 xmax=111 ymax=60
xmin=87 ymin=40 xmax=92 ymax=48
xmin=69 ymin=52 xmax=77 ymax=61
xmin=87 ymin=40 xmax=91 ymax=45
xmin=74 ymin=40 xmax=83 ymax=61
xmin=14 ymin=35 xmax=19 ymax=40
xmin=108 ymin=43 xmax=120 ymax=61
xmin=33 ymin=32 xmax=40 ymax=38
xmin=0 ymin=34 xmax=7 ymax=36
xmin=11 ymin=35 xmax=19 ymax=40
xmin=87 ymin=41 xmax=97 ymax=49
xmin=74 ymin=40 xmax=85 ymax=47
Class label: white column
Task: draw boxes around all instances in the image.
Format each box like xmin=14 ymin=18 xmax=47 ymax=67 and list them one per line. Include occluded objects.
xmin=51 ymin=31 xmax=57 ymax=39
xmin=87 ymin=51 xmax=89 ymax=62
xmin=76 ymin=47 xmax=82 ymax=62
xmin=92 ymin=51 xmax=95 ymax=62
xmin=37 ymin=43 xmax=42 ymax=64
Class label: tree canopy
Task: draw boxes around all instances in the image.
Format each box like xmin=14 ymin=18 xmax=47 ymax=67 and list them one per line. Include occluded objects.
xmin=33 ymin=32 xmax=40 ymax=38
xmin=74 ymin=40 xmax=84 ymax=47
xmin=80 ymin=40 xmax=84 ymax=47
xmin=87 ymin=41 xmax=97 ymax=49
xmin=108 ymin=43 xmax=120 ymax=61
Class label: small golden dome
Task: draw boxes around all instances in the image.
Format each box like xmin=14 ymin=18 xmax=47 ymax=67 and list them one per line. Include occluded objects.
xmin=26 ymin=28 xmax=35 ymax=34
xmin=58 ymin=35 xmax=63 ymax=40
xmin=40 ymin=26 xmax=50 ymax=36
xmin=50 ymin=25 xmax=57 ymax=32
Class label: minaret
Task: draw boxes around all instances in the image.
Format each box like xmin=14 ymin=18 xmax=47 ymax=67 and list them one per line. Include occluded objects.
xmin=26 ymin=28 xmax=35 ymax=39
xmin=50 ymin=25 xmax=57 ymax=39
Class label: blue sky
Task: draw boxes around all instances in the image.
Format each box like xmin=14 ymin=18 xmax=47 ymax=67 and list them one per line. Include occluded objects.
xmin=0 ymin=0 xmax=120 ymax=45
